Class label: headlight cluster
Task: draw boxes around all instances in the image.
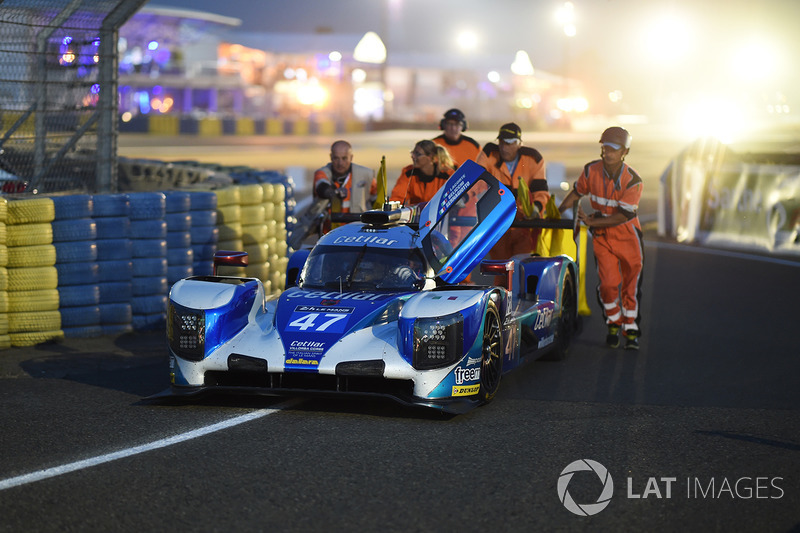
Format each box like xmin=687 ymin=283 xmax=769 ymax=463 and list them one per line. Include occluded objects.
xmin=413 ymin=313 xmax=463 ymax=370
xmin=168 ymin=302 xmax=205 ymax=361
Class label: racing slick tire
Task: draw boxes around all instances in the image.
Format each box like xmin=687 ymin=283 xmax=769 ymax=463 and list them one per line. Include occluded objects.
xmin=477 ymin=300 xmax=503 ymax=404
xmin=543 ymin=270 xmax=577 ymax=361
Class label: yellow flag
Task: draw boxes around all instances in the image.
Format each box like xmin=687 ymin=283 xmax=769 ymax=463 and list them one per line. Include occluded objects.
xmin=517 ymin=177 xmax=534 ymax=218
xmin=373 ymin=155 xmax=387 ymax=209
xmin=535 ymin=196 xmax=591 ymax=316
xmin=535 ymin=197 xmax=564 ymax=256
xmin=544 ymin=194 xmax=561 ymax=219
xmin=577 ymin=225 xmax=591 ymax=316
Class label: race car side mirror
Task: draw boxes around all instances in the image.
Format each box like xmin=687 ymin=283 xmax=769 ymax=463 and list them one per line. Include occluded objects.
xmin=213 ymin=250 xmax=249 ymax=275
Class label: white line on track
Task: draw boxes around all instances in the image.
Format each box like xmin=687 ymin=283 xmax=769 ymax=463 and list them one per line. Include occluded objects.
xmin=0 ymin=400 xmax=299 ymax=492
xmin=647 ymin=240 xmax=800 ymax=268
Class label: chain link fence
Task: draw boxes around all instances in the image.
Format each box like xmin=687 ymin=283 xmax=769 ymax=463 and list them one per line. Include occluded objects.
xmin=0 ymin=0 xmax=147 ymax=194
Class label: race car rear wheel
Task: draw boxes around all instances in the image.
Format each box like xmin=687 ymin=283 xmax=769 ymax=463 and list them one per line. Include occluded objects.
xmin=478 ymin=300 xmax=503 ymax=403
xmin=546 ymin=270 xmax=577 ymax=361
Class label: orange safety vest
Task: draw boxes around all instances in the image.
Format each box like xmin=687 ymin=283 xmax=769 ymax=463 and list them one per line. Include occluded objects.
xmin=432 ymin=134 xmax=480 ymax=167
xmin=476 ymin=144 xmax=549 ymax=269
xmin=574 ymin=159 xmax=644 ymax=332
xmin=313 ymin=163 xmax=376 ymax=232
xmin=575 ymin=160 xmax=642 ymax=232
xmin=475 ymin=143 xmax=549 ymax=213
xmin=389 ymin=164 xmax=453 ymax=206
xmin=313 ymin=163 xmax=376 ymax=213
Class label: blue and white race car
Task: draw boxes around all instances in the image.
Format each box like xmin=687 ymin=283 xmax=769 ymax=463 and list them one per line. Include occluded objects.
xmin=158 ymin=160 xmax=579 ymax=413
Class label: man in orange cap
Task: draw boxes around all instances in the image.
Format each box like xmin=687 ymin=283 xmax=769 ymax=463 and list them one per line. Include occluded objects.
xmin=559 ymin=126 xmax=643 ymax=350
xmin=476 ymin=123 xmax=549 ymax=275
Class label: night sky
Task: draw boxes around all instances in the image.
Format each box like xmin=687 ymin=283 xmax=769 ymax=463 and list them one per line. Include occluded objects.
xmin=148 ymin=0 xmax=800 ymax=117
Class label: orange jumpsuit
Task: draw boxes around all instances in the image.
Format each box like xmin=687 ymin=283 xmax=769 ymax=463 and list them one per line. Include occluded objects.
xmin=574 ymin=160 xmax=644 ymax=334
xmin=476 ymin=143 xmax=549 ymax=259
xmin=432 ymin=134 xmax=480 ymax=167
xmin=389 ymin=164 xmax=453 ymax=206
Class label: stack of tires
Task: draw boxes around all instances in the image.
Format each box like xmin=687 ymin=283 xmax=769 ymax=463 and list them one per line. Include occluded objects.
xmin=0 ymin=198 xmax=8 ymax=349
xmin=239 ymin=183 xmax=270 ymax=288
xmin=5 ymin=198 xmax=62 ymax=347
xmin=256 ymin=171 xmax=294 ymax=255
xmin=164 ymin=191 xmax=194 ymax=285
xmin=265 ymin=181 xmax=289 ymax=294
xmin=128 ymin=192 xmax=168 ymax=330
xmin=214 ymin=187 xmax=245 ymax=277
xmin=93 ymin=194 xmax=134 ymax=335
xmin=51 ymin=195 xmax=102 ymax=338
xmin=187 ymin=191 xmax=218 ymax=277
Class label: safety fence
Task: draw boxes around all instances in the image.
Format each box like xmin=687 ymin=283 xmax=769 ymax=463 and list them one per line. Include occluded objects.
xmin=0 ymin=169 xmax=296 ymax=348
xmin=0 ymin=0 xmax=148 ymax=193
xmin=659 ymin=137 xmax=800 ymax=255
xmin=119 ymin=115 xmax=367 ymax=137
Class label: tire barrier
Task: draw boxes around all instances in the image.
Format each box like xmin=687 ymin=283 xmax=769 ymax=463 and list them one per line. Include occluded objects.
xmin=121 ymin=116 xmax=360 ymax=138
xmin=0 ymin=197 xmax=8 ymax=350
xmin=228 ymin=170 xmax=294 ymax=294
xmin=5 ymin=197 xmax=62 ymax=347
xmin=92 ymin=194 xmax=134 ymax=336
xmin=165 ymin=191 xmax=194 ymax=285
xmin=118 ymin=157 xmax=234 ymax=192
xmin=238 ymin=183 xmax=272 ymax=289
xmin=51 ymin=195 xmax=101 ymax=339
xmin=188 ymin=191 xmax=218 ymax=277
xmin=214 ymin=187 xmax=246 ymax=277
xmin=0 ymin=169 xmax=294 ymax=347
xmin=128 ymin=192 xmax=168 ymax=331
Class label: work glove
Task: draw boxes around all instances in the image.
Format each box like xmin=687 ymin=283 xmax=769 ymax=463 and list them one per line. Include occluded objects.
xmin=316 ymin=182 xmax=335 ymax=200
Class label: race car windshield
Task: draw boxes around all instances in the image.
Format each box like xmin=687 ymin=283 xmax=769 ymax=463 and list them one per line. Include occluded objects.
xmin=300 ymin=245 xmax=427 ymax=291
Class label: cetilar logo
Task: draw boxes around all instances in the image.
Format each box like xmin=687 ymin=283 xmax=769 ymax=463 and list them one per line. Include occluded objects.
xmin=558 ymin=459 xmax=614 ymax=516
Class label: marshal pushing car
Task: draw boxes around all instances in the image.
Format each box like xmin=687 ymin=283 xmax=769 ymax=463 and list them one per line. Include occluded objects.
xmin=156 ymin=160 xmax=579 ymax=413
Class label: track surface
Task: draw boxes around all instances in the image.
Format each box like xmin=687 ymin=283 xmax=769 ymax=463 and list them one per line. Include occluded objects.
xmin=1 ymin=132 xmax=799 ymax=532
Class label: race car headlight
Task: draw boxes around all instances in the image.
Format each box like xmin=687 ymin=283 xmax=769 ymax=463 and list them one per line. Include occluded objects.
xmin=413 ymin=313 xmax=463 ymax=370
xmin=168 ymin=302 xmax=205 ymax=361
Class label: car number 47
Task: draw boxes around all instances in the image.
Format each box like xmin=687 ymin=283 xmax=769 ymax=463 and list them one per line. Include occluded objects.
xmin=288 ymin=313 xmax=348 ymax=332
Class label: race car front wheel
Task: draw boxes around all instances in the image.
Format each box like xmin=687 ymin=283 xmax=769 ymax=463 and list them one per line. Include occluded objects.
xmin=478 ymin=300 xmax=503 ymax=403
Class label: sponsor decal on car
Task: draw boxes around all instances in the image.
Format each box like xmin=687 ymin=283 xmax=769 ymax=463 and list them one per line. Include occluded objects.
xmin=452 ymin=384 xmax=480 ymax=396
xmin=286 ymin=340 xmax=327 ymax=365
xmin=332 ymin=235 xmax=398 ymax=246
xmin=285 ymin=357 xmax=320 ymax=366
xmin=538 ymin=334 xmax=554 ymax=349
xmin=534 ymin=305 xmax=554 ymax=330
xmin=454 ymin=366 xmax=480 ymax=385
xmin=438 ymin=174 xmax=471 ymax=214
xmin=286 ymin=290 xmax=388 ymax=302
